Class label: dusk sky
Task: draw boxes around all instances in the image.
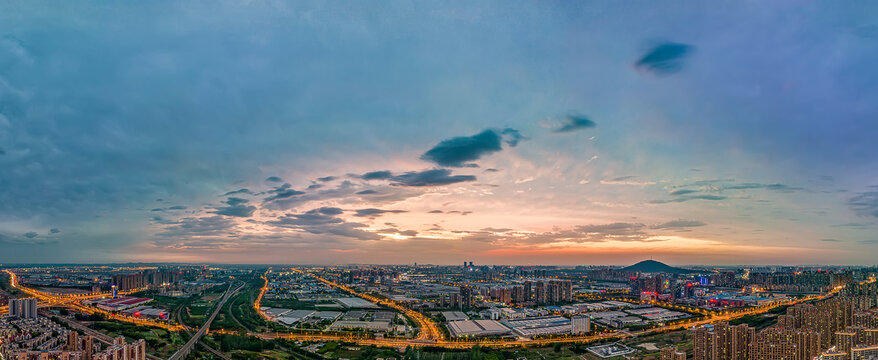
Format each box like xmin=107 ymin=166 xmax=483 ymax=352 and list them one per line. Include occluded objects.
xmin=2 ymin=1 xmax=878 ymax=265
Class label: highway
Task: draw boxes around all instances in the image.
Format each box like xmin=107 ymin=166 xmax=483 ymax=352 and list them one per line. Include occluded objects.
xmin=251 ymin=269 xmax=835 ymax=349
xmin=168 ymin=282 xmax=244 ymax=360
xmin=287 ymin=268 xmax=443 ymax=342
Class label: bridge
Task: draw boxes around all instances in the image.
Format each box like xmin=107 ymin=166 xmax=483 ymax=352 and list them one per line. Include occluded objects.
xmin=168 ymin=281 xmax=243 ymax=360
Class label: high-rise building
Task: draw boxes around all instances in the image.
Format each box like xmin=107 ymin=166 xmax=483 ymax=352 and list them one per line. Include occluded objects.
xmin=535 ymin=281 xmax=546 ymax=304
xmin=511 ymin=285 xmax=525 ymax=304
xmin=749 ymin=327 xmax=820 ymax=360
xmin=660 ymin=346 xmax=686 ymax=360
xmin=459 ymin=286 xmax=474 ymax=310
xmin=571 ymin=315 xmax=590 ymax=334
xmin=693 ymin=322 xmax=754 ymax=360
xmin=8 ymin=298 xmax=38 ymax=319
xmin=851 ymin=345 xmax=878 ymax=359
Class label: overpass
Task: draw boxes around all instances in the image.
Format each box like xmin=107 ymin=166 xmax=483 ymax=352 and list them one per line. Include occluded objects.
xmin=168 ymin=282 xmax=243 ymax=360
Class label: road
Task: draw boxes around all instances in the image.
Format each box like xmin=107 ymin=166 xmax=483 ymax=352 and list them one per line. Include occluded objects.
xmin=175 ymin=292 xmax=233 ymax=360
xmin=287 ymin=268 xmax=443 ymax=341
xmin=251 ymin=268 xmax=839 ymax=349
xmin=45 ymin=310 xmax=164 ymax=360
xmin=168 ymin=282 xmax=244 ymax=360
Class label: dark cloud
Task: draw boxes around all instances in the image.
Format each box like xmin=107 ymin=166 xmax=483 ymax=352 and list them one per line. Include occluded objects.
xmin=481 ymin=227 xmax=513 ymax=233
xmin=354 ymin=208 xmax=407 ymax=217
xmin=264 ymin=183 xmax=306 ymax=202
xmin=724 ymin=183 xmax=802 ymax=191
xmin=157 ymin=216 xmax=237 ymax=237
xmin=428 ymin=210 xmax=443 ymax=214
xmin=483 ymin=168 xmax=499 ymax=173
xmin=270 ymin=212 xmax=343 ymax=227
xmin=317 ymin=176 xmax=337 ymax=182
xmin=377 ymin=228 xmax=418 ymax=237
xmin=635 ymin=42 xmax=693 ymax=75
xmin=307 ymin=184 xmax=323 ymax=190
xmin=356 ymin=189 xmax=378 ymax=195
xmin=360 ymin=171 xmax=393 ymax=180
xmin=211 ymin=197 xmax=257 ymax=217
xmin=420 ymin=128 xmax=521 ymax=167
xmin=223 ymin=188 xmax=252 ymax=196
xmin=576 ymin=223 xmax=646 ymax=236
xmin=669 ymin=189 xmax=698 ymax=196
xmin=651 ymin=194 xmax=728 ymax=204
xmin=848 ymin=191 xmax=878 ymax=218
xmin=268 ymin=210 xmax=380 ymax=240
xmin=167 ymin=205 xmax=187 ymax=210
xmin=652 ymin=219 xmax=706 ymax=229
xmin=265 ymin=176 xmax=283 ymax=182
xmin=49 ymin=228 xmax=60 ymax=234
xmin=553 ymin=114 xmax=596 ymax=133
xmin=390 ymin=169 xmax=476 ymax=187
xmin=821 ymin=238 xmax=842 ymax=242
xmin=315 ymin=207 xmax=344 ymax=215
xmin=23 ymin=231 xmax=38 ymax=238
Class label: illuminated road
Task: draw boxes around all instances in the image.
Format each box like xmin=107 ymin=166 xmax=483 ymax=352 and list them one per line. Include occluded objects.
xmin=169 ymin=282 xmax=243 ymax=360
xmin=250 ymin=269 xmax=834 ymax=349
xmin=286 ymin=268 xmax=443 ymax=341
xmin=4 ymin=269 xmax=185 ymax=331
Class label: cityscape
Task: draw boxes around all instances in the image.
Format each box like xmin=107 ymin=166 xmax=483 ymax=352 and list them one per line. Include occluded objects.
xmin=3 ymin=1 xmax=878 ymax=360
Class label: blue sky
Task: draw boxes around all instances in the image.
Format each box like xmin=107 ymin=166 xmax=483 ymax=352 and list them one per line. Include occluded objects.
xmin=1 ymin=1 xmax=877 ymax=265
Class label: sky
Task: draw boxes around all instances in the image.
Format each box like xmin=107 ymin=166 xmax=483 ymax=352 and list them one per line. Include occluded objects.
xmin=1 ymin=1 xmax=878 ymax=265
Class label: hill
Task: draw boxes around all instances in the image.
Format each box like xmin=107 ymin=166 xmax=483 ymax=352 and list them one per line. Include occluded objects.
xmin=621 ymin=260 xmax=695 ymax=274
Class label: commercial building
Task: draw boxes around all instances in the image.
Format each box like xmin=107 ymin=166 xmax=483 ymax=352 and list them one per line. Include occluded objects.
xmin=446 ymin=320 xmax=511 ymax=338
xmin=571 ymin=315 xmax=590 ymax=334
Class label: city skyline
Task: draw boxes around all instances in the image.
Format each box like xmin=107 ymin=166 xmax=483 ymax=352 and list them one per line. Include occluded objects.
xmin=2 ymin=2 xmax=878 ymax=265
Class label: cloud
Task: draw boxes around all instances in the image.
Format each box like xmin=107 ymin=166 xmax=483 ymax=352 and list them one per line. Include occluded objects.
xmin=167 ymin=205 xmax=187 ymax=210
xmin=270 ymin=211 xmax=343 ymax=227
xmin=428 ymin=210 xmax=443 ymax=213
xmin=377 ymin=228 xmax=418 ymax=237
xmin=553 ymin=114 xmax=596 ymax=133
xmin=651 ymin=194 xmax=728 ymax=203
xmin=317 ymin=176 xmax=337 ymax=182
xmin=600 ymin=176 xmax=656 ymax=186
xmin=724 ymin=183 xmax=802 ymax=192
xmin=360 ymin=171 xmax=393 ymax=180
xmin=223 ymin=188 xmax=253 ymax=196
xmin=420 ymin=128 xmax=521 ymax=167
xmin=848 ymin=191 xmax=878 ymax=218
xmin=669 ymin=189 xmax=698 ymax=196
xmin=265 ymin=176 xmax=284 ymax=182
xmin=211 ymin=197 xmax=257 ymax=217
xmin=264 ymin=183 xmax=306 ymax=202
xmin=315 ymin=207 xmax=344 ymax=215
xmin=23 ymin=231 xmax=38 ymax=238
xmin=821 ymin=238 xmax=842 ymax=242
xmin=157 ymin=216 xmax=237 ymax=238
xmin=267 ymin=210 xmax=380 ymax=240
xmin=652 ymin=220 xmax=707 ymax=229
xmin=635 ymin=42 xmax=693 ymax=75
xmin=353 ymin=208 xmax=407 ymax=217
xmin=356 ymin=189 xmax=379 ymax=195
xmin=49 ymin=228 xmax=60 ymax=234
xmin=576 ymin=222 xmax=646 ymax=236
xmin=390 ymin=169 xmax=476 ymax=187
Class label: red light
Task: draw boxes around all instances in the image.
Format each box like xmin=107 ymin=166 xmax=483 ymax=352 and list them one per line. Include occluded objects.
xmin=629 ymin=277 xmax=638 ymax=280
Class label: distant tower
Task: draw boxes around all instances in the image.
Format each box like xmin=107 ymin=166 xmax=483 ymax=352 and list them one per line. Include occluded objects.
xmin=111 ymin=285 xmax=118 ymax=298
